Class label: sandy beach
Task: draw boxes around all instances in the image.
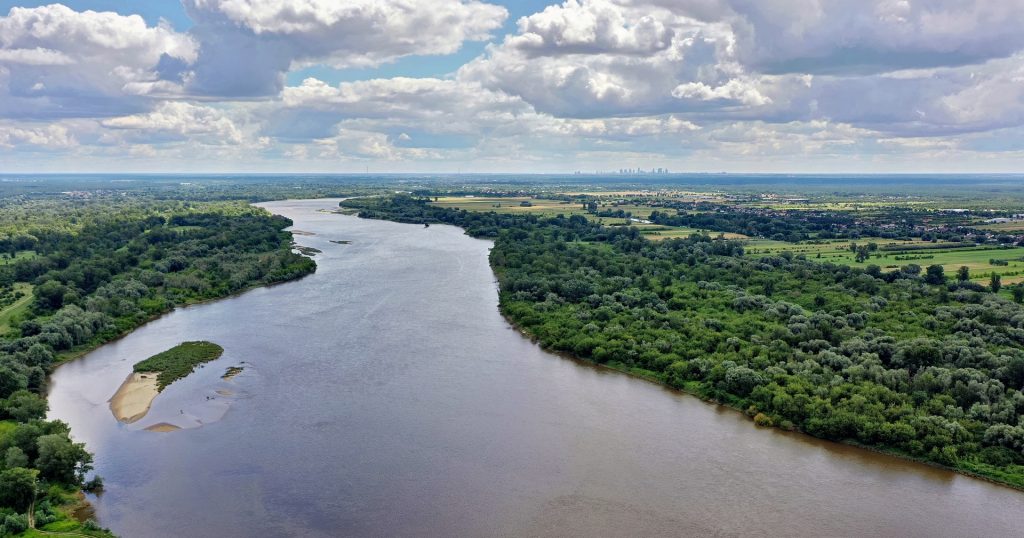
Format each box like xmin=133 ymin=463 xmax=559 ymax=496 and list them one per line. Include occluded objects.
xmin=109 ymin=372 xmax=160 ymax=423
xmin=145 ymin=423 xmax=182 ymax=432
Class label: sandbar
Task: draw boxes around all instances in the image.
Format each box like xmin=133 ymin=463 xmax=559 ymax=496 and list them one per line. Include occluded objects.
xmin=109 ymin=372 xmax=160 ymax=424
xmin=145 ymin=423 xmax=182 ymax=432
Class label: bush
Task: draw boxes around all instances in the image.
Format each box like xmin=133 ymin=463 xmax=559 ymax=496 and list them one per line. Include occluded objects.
xmin=753 ymin=413 xmax=775 ymax=427
xmin=1 ymin=513 xmax=27 ymax=535
xmin=83 ymin=475 xmax=104 ymax=492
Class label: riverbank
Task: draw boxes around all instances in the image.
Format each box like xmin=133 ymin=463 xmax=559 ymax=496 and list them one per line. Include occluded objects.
xmin=503 ymin=309 xmax=1024 ymax=493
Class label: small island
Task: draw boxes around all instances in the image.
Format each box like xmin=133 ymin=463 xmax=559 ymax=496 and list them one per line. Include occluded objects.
xmin=109 ymin=341 xmax=225 ymax=424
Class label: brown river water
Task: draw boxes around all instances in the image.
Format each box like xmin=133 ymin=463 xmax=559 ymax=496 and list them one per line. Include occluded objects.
xmin=47 ymin=198 xmax=1024 ymax=537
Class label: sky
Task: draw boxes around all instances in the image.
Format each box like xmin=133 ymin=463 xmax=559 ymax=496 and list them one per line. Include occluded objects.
xmin=0 ymin=0 xmax=1023 ymax=174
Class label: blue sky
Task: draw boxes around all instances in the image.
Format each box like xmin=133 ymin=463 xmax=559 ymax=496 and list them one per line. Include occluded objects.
xmin=1 ymin=1 xmax=1023 ymax=173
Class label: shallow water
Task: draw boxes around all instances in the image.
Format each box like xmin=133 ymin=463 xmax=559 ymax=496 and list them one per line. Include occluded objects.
xmin=48 ymin=198 xmax=1024 ymax=537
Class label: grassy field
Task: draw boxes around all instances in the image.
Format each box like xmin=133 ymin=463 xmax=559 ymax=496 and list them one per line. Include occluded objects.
xmin=430 ymin=196 xmax=587 ymax=216
xmin=0 ymin=283 xmax=34 ymax=336
xmin=634 ymin=225 xmax=747 ymax=240
xmin=748 ymin=238 xmax=1024 ymax=285
xmin=0 ymin=250 xmax=37 ymax=266
xmin=978 ymin=221 xmax=1024 ymax=232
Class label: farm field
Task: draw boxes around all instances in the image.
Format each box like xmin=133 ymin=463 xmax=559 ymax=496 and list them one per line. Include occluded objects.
xmin=635 ymin=225 xmax=747 ymax=240
xmin=978 ymin=221 xmax=1024 ymax=232
xmin=748 ymin=239 xmax=1024 ymax=285
xmin=430 ymin=196 xmax=587 ymax=216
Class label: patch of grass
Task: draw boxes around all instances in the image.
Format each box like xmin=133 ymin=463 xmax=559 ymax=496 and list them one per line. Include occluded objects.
xmin=0 ymin=283 xmax=34 ymax=336
xmin=134 ymin=341 xmax=224 ymax=391
xmin=0 ymin=250 xmax=37 ymax=266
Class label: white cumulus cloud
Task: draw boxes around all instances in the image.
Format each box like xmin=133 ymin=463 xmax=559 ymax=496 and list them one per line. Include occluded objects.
xmin=182 ymin=0 xmax=507 ymax=96
xmin=0 ymin=4 xmax=197 ymax=119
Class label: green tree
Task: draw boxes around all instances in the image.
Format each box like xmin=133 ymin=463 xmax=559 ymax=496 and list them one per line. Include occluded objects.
xmin=957 ymin=266 xmax=970 ymax=282
xmin=33 ymin=280 xmax=68 ymax=311
xmin=0 ymin=367 xmax=26 ymax=400
xmin=35 ymin=434 xmax=92 ymax=485
xmin=991 ymin=273 xmax=1002 ymax=293
xmin=0 ymin=468 xmax=37 ymax=512
xmin=3 ymin=448 xmax=28 ymax=470
xmin=1012 ymin=285 xmax=1024 ymax=304
xmin=924 ymin=264 xmax=945 ymax=285
xmin=3 ymin=391 xmax=47 ymax=422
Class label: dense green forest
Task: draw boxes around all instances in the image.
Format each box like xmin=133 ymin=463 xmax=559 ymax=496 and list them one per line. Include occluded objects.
xmin=346 ymin=196 xmax=1024 ymax=489
xmin=0 ymin=194 xmax=315 ymax=536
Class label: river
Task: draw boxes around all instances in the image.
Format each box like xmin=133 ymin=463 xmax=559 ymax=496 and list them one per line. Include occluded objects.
xmin=47 ymin=198 xmax=1024 ymax=537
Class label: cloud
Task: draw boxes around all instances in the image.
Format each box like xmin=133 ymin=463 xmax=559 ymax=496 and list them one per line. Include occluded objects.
xmin=182 ymin=0 xmax=507 ymax=96
xmin=785 ymin=54 xmax=1024 ymax=137
xmin=3 ymin=0 xmax=1024 ymax=171
xmin=301 ymin=128 xmax=442 ymax=161
xmin=717 ymin=0 xmax=1024 ymax=74
xmin=457 ymin=0 xmax=771 ymax=117
xmin=672 ymin=79 xmax=771 ymax=106
xmin=267 ymin=76 xmax=553 ymax=146
xmin=101 ymin=101 xmax=244 ymax=145
xmin=460 ymin=0 xmax=1024 ymax=120
xmin=0 ymin=4 xmax=196 ymax=119
xmin=0 ymin=47 xmax=73 ymax=66
xmin=0 ymin=121 xmax=75 ymax=149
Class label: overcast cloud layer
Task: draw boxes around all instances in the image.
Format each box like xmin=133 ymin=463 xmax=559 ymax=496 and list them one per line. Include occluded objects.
xmin=1 ymin=0 xmax=1023 ymax=172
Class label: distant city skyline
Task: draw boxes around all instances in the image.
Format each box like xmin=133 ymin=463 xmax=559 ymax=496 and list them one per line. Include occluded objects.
xmin=1 ymin=1 xmax=1023 ymax=173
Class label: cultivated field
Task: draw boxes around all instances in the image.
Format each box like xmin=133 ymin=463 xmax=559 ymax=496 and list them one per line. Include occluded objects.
xmin=748 ymin=239 xmax=1024 ymax=284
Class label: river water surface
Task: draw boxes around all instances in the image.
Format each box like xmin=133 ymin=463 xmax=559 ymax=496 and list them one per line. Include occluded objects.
xmin=48 ymin=199 xmax=1024 ymax=537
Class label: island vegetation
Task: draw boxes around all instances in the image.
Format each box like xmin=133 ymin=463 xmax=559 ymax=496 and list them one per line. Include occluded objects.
xmin=133 ymin=342 xmax=224 ymax=391
xmin=345 ymin=194 xmax=1024 ymax=490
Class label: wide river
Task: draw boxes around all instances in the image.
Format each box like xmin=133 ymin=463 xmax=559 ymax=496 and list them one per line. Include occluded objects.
xmin=48 ymin=199 xmax=1024 ymax=537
